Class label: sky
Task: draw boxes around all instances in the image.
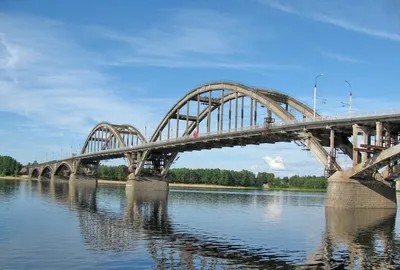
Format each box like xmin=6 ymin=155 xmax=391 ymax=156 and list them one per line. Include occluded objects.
xmin=1 ymin=0 xmax=400 ymax=177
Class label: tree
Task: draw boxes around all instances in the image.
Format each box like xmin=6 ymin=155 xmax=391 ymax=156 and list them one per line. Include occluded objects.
xmin=0 ymin=156 xmax=23 ymax=176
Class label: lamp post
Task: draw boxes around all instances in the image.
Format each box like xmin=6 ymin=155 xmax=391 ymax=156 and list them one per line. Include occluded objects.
xmin=345 ymin=80 xmax=352 ymax=117
xmin=313 ymin=73 xmax=323 ymax=119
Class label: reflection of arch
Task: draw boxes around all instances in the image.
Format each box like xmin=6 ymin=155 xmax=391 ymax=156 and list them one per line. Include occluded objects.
xmin=80 ymin=122 xmax=146 ymax=154
xmin=40 ymin=165 xmax=53 ymax=178
xmin=136 ymin=82 xmax=340 ymax=175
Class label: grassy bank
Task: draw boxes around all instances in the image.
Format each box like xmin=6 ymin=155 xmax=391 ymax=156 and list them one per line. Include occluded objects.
xmin=0 ymin=176 xmax=28 ymax=180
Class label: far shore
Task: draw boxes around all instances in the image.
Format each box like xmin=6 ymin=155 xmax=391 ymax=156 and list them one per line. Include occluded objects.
xmin=2 ymin=176 xmax=398 ymax=192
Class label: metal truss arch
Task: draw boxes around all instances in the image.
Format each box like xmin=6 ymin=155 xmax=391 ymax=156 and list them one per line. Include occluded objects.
xmin=148 ymin=82 xmax=298 ymax=143
xmin=116 ymin=124 xmax=147 ymax=144
xmin=135 ymin=81 xmax=341 ymax=176
xmin=80 ymin=122 xmax=125 ymax=154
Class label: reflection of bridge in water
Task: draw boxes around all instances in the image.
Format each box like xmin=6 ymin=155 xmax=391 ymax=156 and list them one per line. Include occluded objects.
xmin=32 ymin=179 xmax=400 ymax=269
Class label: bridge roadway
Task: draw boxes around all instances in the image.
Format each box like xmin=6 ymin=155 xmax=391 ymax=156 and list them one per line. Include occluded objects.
xmin=36 ymin=110 xmax=400 ymax=165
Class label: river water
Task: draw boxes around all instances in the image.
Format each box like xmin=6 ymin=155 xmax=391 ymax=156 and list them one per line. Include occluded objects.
xmin=0 ymin=179 xmax=399 ymax=269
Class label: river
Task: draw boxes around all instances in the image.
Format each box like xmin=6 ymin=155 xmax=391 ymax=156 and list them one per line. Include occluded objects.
xmin=0 ymin=179 xmax=399 ymax=269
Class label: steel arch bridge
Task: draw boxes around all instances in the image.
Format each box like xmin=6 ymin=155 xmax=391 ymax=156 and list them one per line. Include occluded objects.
xmin=134 ymin=81 xmax=342 ymax=176
xmin=28 ymin=81 xmax=400 ymax=182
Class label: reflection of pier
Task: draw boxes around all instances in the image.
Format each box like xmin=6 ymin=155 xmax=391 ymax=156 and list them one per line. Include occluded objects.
xmin=33 ymin=181 xmax=400 ymax=269
xmin=308 ymin=208 xmax=398 ymax=269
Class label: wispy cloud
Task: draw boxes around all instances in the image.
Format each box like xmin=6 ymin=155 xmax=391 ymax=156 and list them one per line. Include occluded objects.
xmin=89 ymin=8 xmax=299 ymax=71
xmin=258 ymin=0 xmax=400 ymax=42
xmin=0 ymin=13 xmax=156 ymax=135
xmin=318 ymin=51 xmax=366 ymax=64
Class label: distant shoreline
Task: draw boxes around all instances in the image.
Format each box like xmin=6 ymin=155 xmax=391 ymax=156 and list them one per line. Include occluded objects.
xmin=3 ymin=177 xmax=396 ymax=192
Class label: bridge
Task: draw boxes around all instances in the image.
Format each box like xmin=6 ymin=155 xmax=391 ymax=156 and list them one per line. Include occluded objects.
xmin=27 ymin=81 xmax=400 ymax=208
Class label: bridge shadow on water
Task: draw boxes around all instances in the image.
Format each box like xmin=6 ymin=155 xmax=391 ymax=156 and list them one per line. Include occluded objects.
xmin=27 ymin=178 xmax=400 ymax=269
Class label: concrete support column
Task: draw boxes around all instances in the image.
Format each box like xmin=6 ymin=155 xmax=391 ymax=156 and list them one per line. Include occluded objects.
xmin=385 ymin=130 xmax=391 ymax=173
xmin=326 ymin=172 xmax=397 ymax=208
xmin=328 ymin=129 xmax=335 ymax=172
xmin=361 ymin=131 xmax=369 ymax=162
xmin=376 ymin=121 xmax=383 ymax=147
xmin=69 ymin=173 xmax=76 ymax=183
xmin=352 ymin=124 xmax=359 ymax=166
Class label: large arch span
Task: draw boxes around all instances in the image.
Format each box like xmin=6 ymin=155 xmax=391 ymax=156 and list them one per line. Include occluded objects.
xmin=135 ymin=81 xmax=342 ymax=176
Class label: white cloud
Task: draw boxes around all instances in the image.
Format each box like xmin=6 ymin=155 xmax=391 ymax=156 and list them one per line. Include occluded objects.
xmin=263 ymin=156 xmax=286 ymax=171
xmin=0 ymin=13 xmax=158 ymax=136
xmin=259 ymin=0 xmax=400 ymax=42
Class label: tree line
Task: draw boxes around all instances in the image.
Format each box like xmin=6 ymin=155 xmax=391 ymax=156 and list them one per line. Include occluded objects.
xmin=96 ymin=166 xmax=327 ymax=189
xmin=98 ymin=165 xmax=128 ymax=180
xmin=0 ymin=156 xmax=23 ymax=176
xmin=168 ymin=168 xmax=327 ymax=189
xmin=0 ymin=156 xmax=327 ymax=189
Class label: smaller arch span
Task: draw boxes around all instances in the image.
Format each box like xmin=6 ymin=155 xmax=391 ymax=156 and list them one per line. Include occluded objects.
xmin=40 ymin=165 xmax=54 ymax=178
xmin=31 ymin=168 xmax=39 ymax=179
xmin=80 ymin=122 xmax=146 ymax=154
xmin=54 ymin=162 xmax=73 ymax=178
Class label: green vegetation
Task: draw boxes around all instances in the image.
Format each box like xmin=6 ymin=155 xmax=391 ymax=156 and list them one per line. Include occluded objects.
xmin=98 ymin=165 xmax=128 ymax=180
xmin=0 ymin=156 xmax=22 ymax=176
xmin=168 ymin=168 xmax=327 ymax=189
xmin=95 ymin=165 xmax=327 ymax=189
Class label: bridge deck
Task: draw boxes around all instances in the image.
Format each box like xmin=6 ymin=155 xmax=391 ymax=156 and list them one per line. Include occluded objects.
xmin=34 ymin=112 xmax=400 ymax=166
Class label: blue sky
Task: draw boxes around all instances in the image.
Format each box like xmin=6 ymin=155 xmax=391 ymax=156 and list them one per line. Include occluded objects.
xmin=1 ymin=0 xmax=400 ymax=176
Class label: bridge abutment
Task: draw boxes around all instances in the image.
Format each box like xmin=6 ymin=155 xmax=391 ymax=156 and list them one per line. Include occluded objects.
xmin=326 ymin=172 xmax=397 ymax=209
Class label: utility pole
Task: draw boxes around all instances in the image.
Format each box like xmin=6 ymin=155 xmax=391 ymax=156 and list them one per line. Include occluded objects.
xmin=345 ymin=80 xmax=352 ymax=117
xmin=313 ymin=73 xmax=323 ymax=119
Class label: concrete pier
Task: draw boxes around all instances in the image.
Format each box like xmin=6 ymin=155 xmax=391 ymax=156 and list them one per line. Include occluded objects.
xmin=326 ymin=172 xmax=397 ymax=209
xmin=126 ymin=175 xmax=169 ymax=193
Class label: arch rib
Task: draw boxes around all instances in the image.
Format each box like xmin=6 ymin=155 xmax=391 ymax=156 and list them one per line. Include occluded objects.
xmin=117 ymin=124 xmax=147 ymax=144
xmin=80 ymin=122 xmax=127 ymax=154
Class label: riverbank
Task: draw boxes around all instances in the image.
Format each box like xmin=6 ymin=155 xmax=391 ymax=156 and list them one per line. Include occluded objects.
xmin=0 ymin=176 xmax=28 ymax=180
xmin=97 ymin=180 xmax=259 ymax=189
xmin=2 ymin=176 xmax=398 ymax=192
xmin=169 ymin=183 xmax=259 ymax=190
xmin=267 ymin=187 xmax=326 ymax=192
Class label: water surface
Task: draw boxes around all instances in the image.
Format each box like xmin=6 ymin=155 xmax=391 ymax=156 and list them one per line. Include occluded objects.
xmin=0 ymin=179 xmax=399 ymax=269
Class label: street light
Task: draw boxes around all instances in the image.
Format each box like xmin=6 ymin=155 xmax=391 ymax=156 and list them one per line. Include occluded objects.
xmin=313 ymin=73 xmax=323 ymax=119
xmin=345 ymin=80 xmax=352 ymax=117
